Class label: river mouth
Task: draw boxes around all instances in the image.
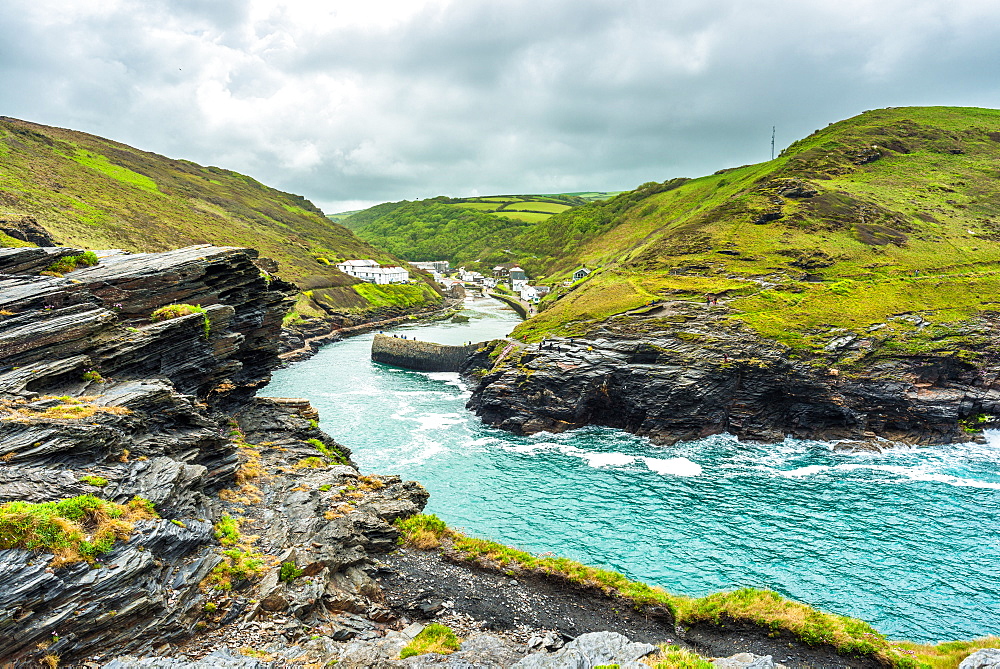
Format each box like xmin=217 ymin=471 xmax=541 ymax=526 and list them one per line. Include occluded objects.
xmin=263 ymin=296 xmax=1000 ymax=644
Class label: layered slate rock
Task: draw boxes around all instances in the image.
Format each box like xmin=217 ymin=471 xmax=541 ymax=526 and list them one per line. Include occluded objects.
xmin=0 ymin=246 xmax=429 ymax=665
xmin=0 ymin=245 xmax=294 ymax=407
xmin=466 ymin=301 xmax=1000 ymax=445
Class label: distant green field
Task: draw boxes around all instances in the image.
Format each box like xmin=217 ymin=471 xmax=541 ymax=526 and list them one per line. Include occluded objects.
xmin=547 ymin=191 xmax=622 ymax=201
xmin=342 ymin=190 xmax=608 ymax=273
xmin=503 ymin=202 xmax=572 ymax=214
xmin=449 ymin=194 xmax=582 ymax=219
xmin=326 ymin=209 xmax=363 ymax=222
xmin=449 ymin=202 xmax=498 ymax=211
xmin=494 ymin=211 xmax=551 ymax=223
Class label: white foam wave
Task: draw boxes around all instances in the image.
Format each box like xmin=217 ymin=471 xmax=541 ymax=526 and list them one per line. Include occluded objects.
xmin=643 ymin=456 xmax=703 ymax=477
xmin=506 ymin=441 xmax=703 ymax=476
xmin=394 ymin=438 xmax=447 ymax=466
xmin=780 ymin=464 xmax=828 ymax=477
xmin=776 ymin=461 xmax=1000 ymax=489
xmin=582 ymin=452 xmax=636 ymax=468
xmin=914 ymin=473 xmax=1000 ymax=489
xmin=423 ymin=372 xmax=467 ymax=390
xmin=414 ymin=413 xmax=465 ymax=431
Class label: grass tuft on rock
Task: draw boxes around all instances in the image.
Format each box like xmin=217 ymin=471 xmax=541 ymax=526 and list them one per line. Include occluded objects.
xmin=305 ymin=437 xmax=349 ymax=464
xmin=213 ymin=514 xmax=241 ymax=546
xmin=0 ymin=494 xmax=157 ymax=566
xmin=45 ymin=251 xmax=98 ymax=275
xmin=79 ymin=475 xmax=108 ymax=487
xmin=399 ymin=623 xmax=461 ymax=659
xmin=642 ymin=644 xmax=713 ymax=668
xmin=149 ymin=303 xmax=211 ymax=339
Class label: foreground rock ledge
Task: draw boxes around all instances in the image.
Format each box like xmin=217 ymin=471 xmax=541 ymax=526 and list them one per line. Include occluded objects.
xmin=0 ymin=246 xmax=431 ymax=665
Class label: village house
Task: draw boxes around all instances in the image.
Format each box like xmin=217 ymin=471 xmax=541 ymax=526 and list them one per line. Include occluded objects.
xmin=572 ymin=266 xmax=591 ymax=282
xmin=335 ymin=259 xmax=409 ymax=284
xmin=518 ymin=285 xmax=547 ymax=303
xmin=410 ymin=260 xmax=450 ymax=273
xmin=458 ymin=268 xmax=486 ymax=284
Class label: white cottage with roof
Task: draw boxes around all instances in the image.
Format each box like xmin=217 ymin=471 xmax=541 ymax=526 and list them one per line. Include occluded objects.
xmin=335 ymin=259 xmax=409 ymax=284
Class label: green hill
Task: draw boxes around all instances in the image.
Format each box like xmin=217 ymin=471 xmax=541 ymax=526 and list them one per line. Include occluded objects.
xmin=511 ymin=106 xmax=1000 ymax=363
xmin=340 ymin=192 xmax=603 ymax=270
xmin=0 ymin=117 xmax=441 ymax=316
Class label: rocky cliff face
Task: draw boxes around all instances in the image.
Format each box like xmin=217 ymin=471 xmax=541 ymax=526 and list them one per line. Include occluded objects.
xmin=466 ymin=301 xmax=1000 ymax=446
xmin=0 ymin=246 xmax=428 ymax=665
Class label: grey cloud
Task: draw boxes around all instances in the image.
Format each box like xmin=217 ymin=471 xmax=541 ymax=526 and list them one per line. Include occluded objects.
xmin=3 ymin=0 xmax=1000 ymax=213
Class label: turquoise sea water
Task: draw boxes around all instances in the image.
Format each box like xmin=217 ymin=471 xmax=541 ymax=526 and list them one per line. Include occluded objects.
xmin=263 ymin=296 xmax=1000 ymax=643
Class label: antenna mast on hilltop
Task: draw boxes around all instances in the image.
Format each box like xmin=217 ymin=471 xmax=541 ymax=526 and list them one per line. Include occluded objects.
xmin=771 ymin=126 xmax=776 ymax=160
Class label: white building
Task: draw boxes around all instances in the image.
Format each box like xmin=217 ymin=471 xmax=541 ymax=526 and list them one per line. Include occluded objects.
xmin=336 ymin=259 xmax=409 ymax=285
xmin=572 ymin=266 xmax=591 ymax=281
xmin=411 ymin=260 xmax=450 ymax=273
xmin=458 ymin=269 xmax=485 ymax=284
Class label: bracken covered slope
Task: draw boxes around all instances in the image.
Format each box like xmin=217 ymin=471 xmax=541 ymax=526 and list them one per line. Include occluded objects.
xmin=517 ymin=106 xmax=1000 ymax=349
xmin=0 ymin=117 xmax=441 ymax=316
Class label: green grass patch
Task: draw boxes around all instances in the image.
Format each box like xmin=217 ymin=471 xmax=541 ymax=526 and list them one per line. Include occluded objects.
xmin=150 ymin=303 xmax=211 ymax=339
xmin=305 ymin=438 xmax=348 ymax=464
xmin=202 ymin=546 xmax=267 ymax=591
xmin=353 ymin=282 xmax=437 ymax=308
xmin=79 ymin=475 xmax=108 ymax=487
xmin=503 ymin=201 xmax=572 ymax=214
xmin=0 ymin=494 xmax=157 ymax=566
xmin=399 ymin=623 xmax=461 ymax=659
xmin=294 ymin=456 xmax=329 ymax=469
xmin=279 ymin=561 xmax=303 ymax=582
xmin=493 ymin=210 xmax=551 ymax=223
xmin=891 ymin=637 xmax=1000 ymax=669
xmin=642 ymin=644 xmax=714 ymax=668
xmin=0 ymin=231 xmax=35 ymax=248
xmin=72 ymin=149 xmax=160 ymax=193
xmin=45 ymin=251 xmax=99 ymax=274
xmin=213 ymin=514 xmax=241 ymax=546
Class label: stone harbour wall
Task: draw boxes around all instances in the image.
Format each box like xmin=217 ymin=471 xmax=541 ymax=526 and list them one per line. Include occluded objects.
xmin=371 ymin=333 xmax=482 ymax=372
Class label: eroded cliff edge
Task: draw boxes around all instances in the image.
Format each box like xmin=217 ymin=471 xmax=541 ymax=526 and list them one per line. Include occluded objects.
xmin=0 ymin=246 xmax=429 ymax=665
xmin=465 ymin=300 xmax=1000 ymax=446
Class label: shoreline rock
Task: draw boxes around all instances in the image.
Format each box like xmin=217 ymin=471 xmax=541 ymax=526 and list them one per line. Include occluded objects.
xmin=463 ymin=305 xmax=999 ymax=445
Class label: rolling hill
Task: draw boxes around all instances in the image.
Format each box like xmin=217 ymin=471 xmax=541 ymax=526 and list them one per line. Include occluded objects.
xmin=0 ymin=117 xmax=442 ymax=317
xmin=509 ymin=106 xmax=1000 ymax=360
xmin=339 ymin=192 xmax=613 ymax=270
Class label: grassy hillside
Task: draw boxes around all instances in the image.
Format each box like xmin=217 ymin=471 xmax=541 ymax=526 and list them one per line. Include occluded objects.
xmin=509 ymin=106 xmax=1000 ymax=361
xmin=0 ymin=117 xmax=441 ymax=316
xmin=340 ymin=193 xmax=598 ymax=270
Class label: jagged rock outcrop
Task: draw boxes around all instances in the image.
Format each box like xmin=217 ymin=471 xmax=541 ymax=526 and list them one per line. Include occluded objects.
xmin=465 ymin=302 xmax=1000 ymax=445
xmin=0 ymin=216 xmax=55 ymax=246
xmin=0 ymin=246 xmax=429 ymax=665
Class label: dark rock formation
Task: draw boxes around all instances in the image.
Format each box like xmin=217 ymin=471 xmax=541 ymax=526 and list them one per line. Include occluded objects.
xmin=465 ymin=302 xmax=1000 ymax=445
xmin=0 ymin=215 xmax=55 ymax=246
xmin=0 ymin=245 xmax=429 ymax=665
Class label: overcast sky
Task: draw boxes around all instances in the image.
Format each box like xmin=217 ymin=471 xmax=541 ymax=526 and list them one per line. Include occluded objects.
xmin=3 ymin=0 xmax=1000 ymax=213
